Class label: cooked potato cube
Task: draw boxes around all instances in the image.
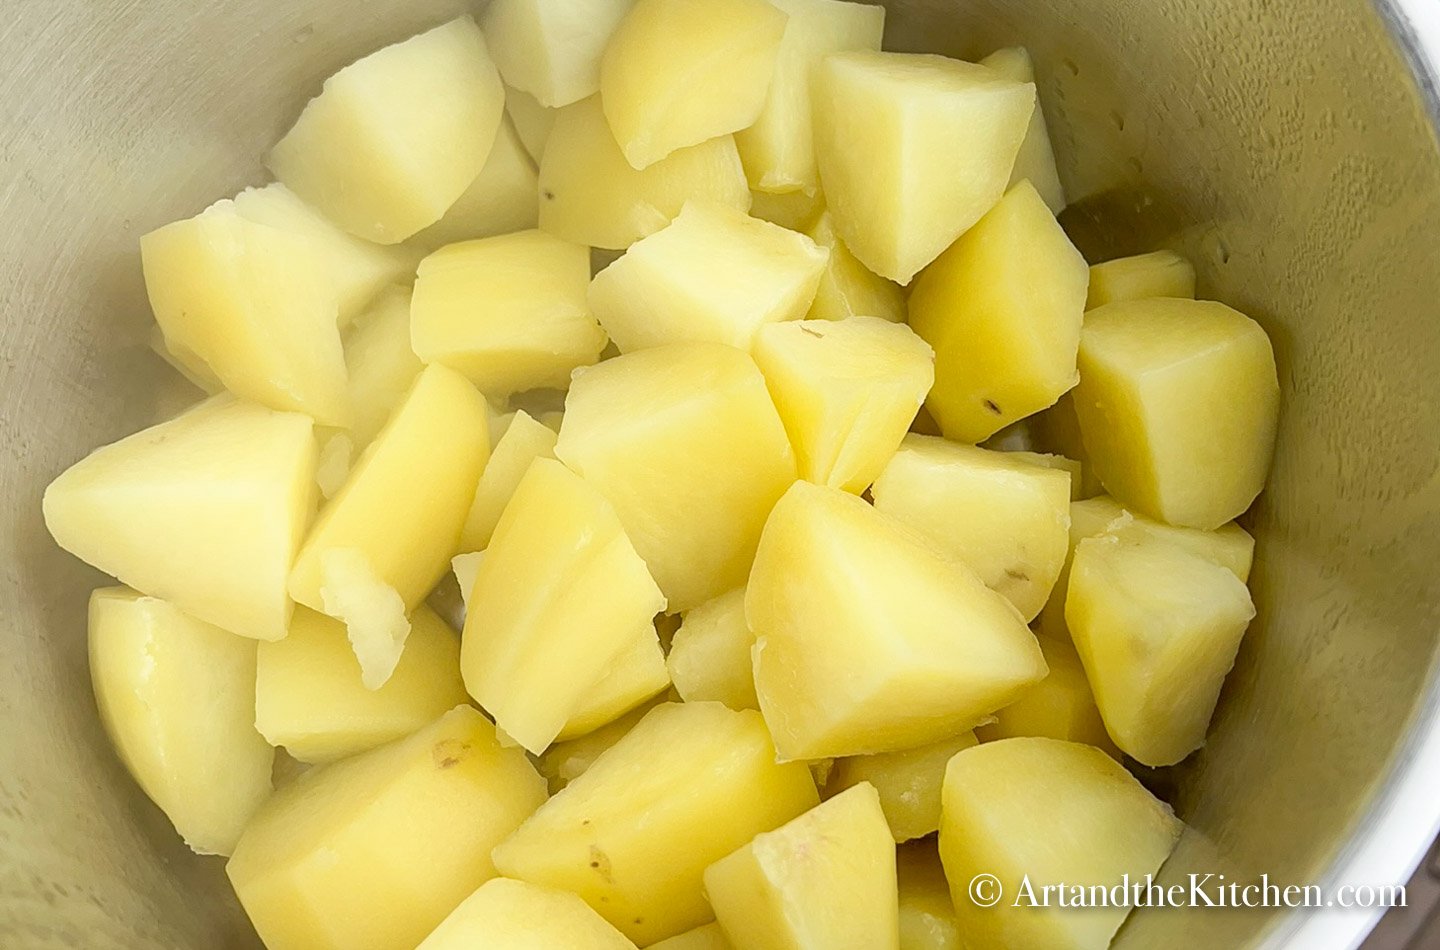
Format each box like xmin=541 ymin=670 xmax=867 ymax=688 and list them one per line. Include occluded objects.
xmin=418 ymin=877 xmax=637 ymax=949
xmin=492 ymin=702 xmax=819 ymax=945
xmin=600 ymin=0 xmax=788 ymax=169
xmin=909 ymin=181 xmax=1089 ymax=443
xmin=649 ymin=923 xmax=735 ymax=950
xmin=589 ymin=201 xmax=829 ymax=353
xmin=667 ymin=587 xmax=758 ymax=711
xmin=813 ymin=51 xmax=1034 ymax=283
xmin=343 ymin=287 xmax=424 ymax=450
xmin=804 ymin=211 xmax=907 ymax=323
xmin=753 ymin=318 xmax=934 ymax=493
xmin=978 ymin=47 xmax=1066 ymax=213
xmin=1073 ymin=297 xmax=1280 ymax=528
xmin=828 ymin=732 xmax=977 ymax=842
xmin=268 ymin=18 xmax=505 ymax=244
xmin=483 ymin=0 xmax=635 ymax=108
xmin=872 ymin=436 xmax=1070 ymax=621
xmin=896 ymin=844 xmax=962 ymax=950
xmin=412 ymin=230 xmax=606 ymax=396
xmin=462 ymin=458 xmax=666 ymax=752
xmin=747 ymin=481 xmax=1047 ymax=760
xmin=255 ymin=606 xmax=468 ymax=764
xmin=1087 ymin=249 xmax=1197 ymax=309
xmin=1007 ymin=450 xmax=1085 ymax=500
xmin=45 ymin=396 xmax=317 ymax=641
xmin=289 ymin=365 xmax=490 ymax=684
xmin=459 ymin=410 xmax=559 ymax=551
xmin=89 ymin=588 xmax=272 ymax=855
xmin=406 ymin=119 xmax=540 ymax=253
xmin=506 ymin=85 xmax=558 ymax=161
xmin=975 ymin=635 xmax=1118 ymax=757
xmin=539 ymin=96 xmax=750 ymax=249
xmin=735 ymin=0 xmax=884 ymax=194
xmin=556 ymin=343 xmax=797 ymax=611
xmin=538 ymin=696 xmax=665 ymax=793
xmin=939 ymin=738 xmax=1182 ymax=950
xmin=705 ymin=783 xmax=898 ymax=950
xmin=228 ymin=706 xmax=545 ymax=950
xmin=749 ymin=187 xmax=826 ymax=232
xmin=558 ymin=626 xmax=671 ymax=741
xmin=1066 ymin=530 xmax=1256 ymax=765
xmin=140 ymin=201 xmax=349 ymax=425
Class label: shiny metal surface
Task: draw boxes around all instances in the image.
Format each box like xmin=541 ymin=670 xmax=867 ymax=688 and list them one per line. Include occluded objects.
xmin=1 ymin=1 xmax=1437 ymax=948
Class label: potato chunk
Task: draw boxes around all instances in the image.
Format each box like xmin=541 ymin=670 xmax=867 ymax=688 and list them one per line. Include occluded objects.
xmin=539 ymin=96 xmax=750 ymax=249
xmin=813 ymin=52 xmax=1034 ymax=283
xmin=600 ymin=0 xmax=788 ymax=169
xmin=255 ymin=606 xmax=468 ymax=764
xmin=493 ymin=702 xmax=819 ymax=945
xmin=754 ymin=318 xmax=933 ymax=493
xmin=828 ymin=732 xmax=977 ymax=843
xmin=557 ymin=627 xmax=671 ymax=741
xmin=342 ymin=286 xmax=424 ymax=450
xmin=667 ymin=588 xmax=759 ymax=711
xmin=1086 ymin=249 xmax=1197 ymax=309
xmin=1073 ymin=297 xmax=1280 ymax=528
xmin=538 ymin=697 xmax=663 ymax=793
xmin=89 ymin=588 xmax=272 ymax=855
xmin=459 ymin=410 xmax=559 ymax=551
xmin=975 ymin=635 xmax=1118 ymax=757
xmin=483 ymin=0 xmax=635 ymax=108
xmin=228 ymin=706 xmax=544 ymax=950
xmin=589 ymin=201 xmax=829 ymax=353
xmin=747 ymin=481 xmax=1047 ymax=760
xmin=45 ymin=396 xmax=316 ymax=641
xmin=896 ymin=844 xmax=962 ymax=950
xmin=268 ymin=18 xmax=505 ymax=243
xmin=462 ymin=458 xmax=666 ymax=753
xmin=556 ymin=343 xmax=796 ymax=611
xmin=804 ymin=211 xmax=907 ymax=323
xmin=1066 ymin=530 xmax=1256 ymax=766
xmin=649 ymin=923 xmax=735 ymax=950
xmin=872 ymin=436 xmax=1070 ymax=621
xmin=418 ymin=878 xmax=637 ymax=949
xmin=735 ymin=0 xmax=885 ymax=194
xmin=705 ymin=783 xmax=898 ymax=950
xmin=750 ymin=187 xmax=826 ymax=232
xmin=978 ymin=47 xmax=1066 ymax=213
xmin=506 ymin=85 xmax=558 ymax=161
xmin=406 ymin=119 xmax=540 ymax=253
xmin=939 ymin=738 xmax=1182 ymax=950
xmin=908 ymin=181 xmax=1089 ymax=442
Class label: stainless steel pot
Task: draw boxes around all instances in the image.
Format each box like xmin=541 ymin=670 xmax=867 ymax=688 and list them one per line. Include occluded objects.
xmin=2 ymin=1 xmax=1438 ymax=947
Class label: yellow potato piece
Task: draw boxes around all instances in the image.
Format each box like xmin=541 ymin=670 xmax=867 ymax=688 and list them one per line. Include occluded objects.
xmin=228 ymin=706 xmax=545 ymax=950
xmin=749 ymin=187 xmax=826 ymax=232
xmin=667 ymin=587 xmax=759 ymax=711
xmin=1086 ymin=249 xmax=1197 ymax=309
xmin=406 ymin=118 xmax=540 ymax=253
xmin=909 ymin=181 xmax=1089 ymax=443
xmin=417 ymin=878 xmax=637 ymax=949
xmin=1073 ymin=297 xmax=1280 ymax=528
xmin=268 ymin=17 xmax=505 ymax=244
xmin=557 ymin=627 xmax=671 ymax=742
xmin=483 ymin=0 xmax=635 ymax=108
xmin=88 ymin=588 xmax=272 ymax=856
xmin=342 ymin=286 xmax=424 ymax=450
xmin=747 ymin=481 xmax=1048 ymax=760
xmin=978 ymin=47 xmax=1066 ymax=213
xmin=44 ymin=396 xmax=317 ymax=642
xmin=506 ymin=85 xmax=559 ymax=162
xmin=493 ymin=702 xmax=819 ymax=945
xmin=649 ymin=922 xmax=736 ymax=950
xmin=412 ymin=230 xmax=607 ymax=396
xmin=459 ymin=410 xmax=559 ymax=552
xmin=538 ymin=696 xmax=665 ymax=793
xmin=896 ymin=843 xmax=962 ymax=950
xmin=600 ymin=0 xmax=788 ymax=169
xmin=804 ymin=211 xmax=907 ymax=323
xmin=827 ymin=732 xmax=979 ymax=842
xmin=555 ymin=343 xmax=797 ymax=611
xmin=939 ymin=738 xmax=1182 ymax=950
xmin=705 ymin=783 xmax=898 ymax=950
xmin=813 ymin=51 xmax=1034 ymax=283
xmin=976 ymin=635 xmax=1119 ymax=757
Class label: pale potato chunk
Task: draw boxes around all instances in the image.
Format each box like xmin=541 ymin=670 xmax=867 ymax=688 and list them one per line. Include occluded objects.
xmin=556 ymin=343 xmax=797 ymax=611
xmin=1066 ymin=530 xmax=1256 ymax=766
xmin=89 ymin=588 xmax=272 ymax=855
xmin=600 ymin=0 xmax=788 ymax=169
xmin=649 ymin=923 xmax=735 ymax=950
xmin=228 ymin=706 xmax=546 ymax=950
xmin=342 ymin=286 xmax=424 ymax=449
xmin=539 ymin=96 xmax=750 ymax=249
xmin=589 ymin=201 xmax=829 ymax=353
xmin=871 ymin=436 xmax=1071 ymax=621
xmin=827 ymin=732 xmax=978 ymax=842
xmin=975 ymin=635 xmax=1118 ymax=757
xmin=1087 ymin=250 xmax=1197 ymax=309
xmin=813 ymin=51 xmax=1034 ymax=283
xmin=418 ymin=878 xmax=637 ymax=949
xmin=978 ymin=47 xmax=1066 ymax=213
xmin=506 ymin=85 xmax=558 ymax=161
xmin=939 ymin=738 xmax=1182 ymax=950
xmin=747 ymin=481 xmax=1047 ymax=760
xmin=754 ymin=317 xmax=933 ymax=493
xmin=406 ymin=119 xmax=540 ymax=253
xmin=45 ymin=396 xmax=317 ymax=641
xmin=804 ymin=211 xmax=907 ymax=323
xmin=735 ymin=0 xmax=884 ymax=194
xmin=667 ymin=588 xmax=759 ymax=711
xmin=896 ymin=844 xmax=962 ymax=950
xmin=909 ymin=181 xmax=1089 ymax=443
xmin=483 ymin=0 xmax=635 ymax=108
xmin=538 ymin=696 xmax=664 ymax=793
xmin=749 ymin=187 xmax=826 ymax=232
xmin=255 ymin=606 xmax=468 ymax=764
xmin=459 ymin=410 xmax=559 ymax=552
xmin=412 ymin=230 xmax=607 ymax=396
xmin=268 ymin=18 xmax=505 ymax=243
xmin=1007 ymin=450 xmax=1085 ymax=500
xmin=493 ymin=702 xmax=819 ymax=945
xmin=704 ymin=783 xmax=898 ymax=950
xmin=1073 ymin=297 xmax=1280 ymax=528
xmin=462 ymin=458 xmax=666 ymax=752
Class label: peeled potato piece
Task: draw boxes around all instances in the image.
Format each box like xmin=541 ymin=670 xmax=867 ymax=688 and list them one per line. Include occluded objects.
xmin=483 ymin=0 xmax=636 ymax=108
xmin=979 ymin=47 xmax=1066 ymax=213
xmin=804 ymin=211 xmax=907 ymax=323
xmin=828 ymin=731 xmax=979 ymax=842
xmin=418 ymin=878 xmax=638 ymax=950
xmin=459 ymin=410 xmax=559 ymax=552
xmin=1086 ymin=249 xmax=1197 ymax=309
xmin=406 ymin=118 xmax=540 ymax=253
xmin=667 ymin=587 xmax=759 ymax=711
